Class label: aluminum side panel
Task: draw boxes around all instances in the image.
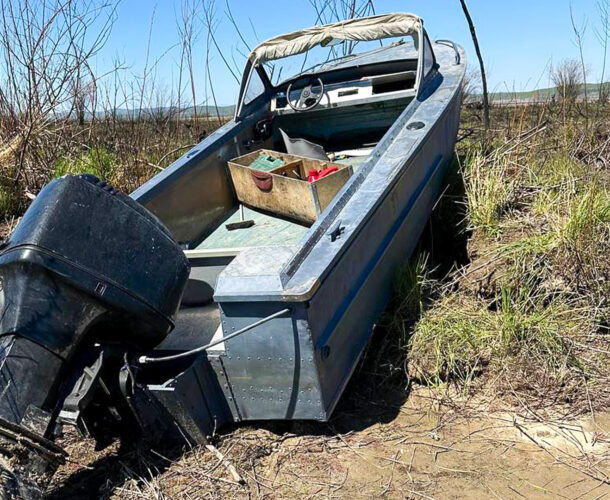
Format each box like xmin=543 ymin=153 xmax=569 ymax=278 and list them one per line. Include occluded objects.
xmin=211 ymin=303 xmax=324 ymax=421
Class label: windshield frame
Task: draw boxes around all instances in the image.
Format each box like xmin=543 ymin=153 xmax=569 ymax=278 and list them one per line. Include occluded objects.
xmin=265 ymin=39 xmax=414 ymax=88
xmin=235 ymin=22 xmax=426 ymax=120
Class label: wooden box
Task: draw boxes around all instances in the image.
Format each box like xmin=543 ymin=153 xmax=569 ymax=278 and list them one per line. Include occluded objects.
xmin=228 ymin=149 xmax=353 ymax=224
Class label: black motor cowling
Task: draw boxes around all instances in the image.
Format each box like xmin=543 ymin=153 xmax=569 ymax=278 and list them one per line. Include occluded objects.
xmin=0 ymin=175 xmax=190 ymax=497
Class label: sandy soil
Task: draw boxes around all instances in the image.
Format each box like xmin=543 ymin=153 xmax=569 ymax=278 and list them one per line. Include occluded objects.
xmin=46 ymin=384 xmax=610 ymax=500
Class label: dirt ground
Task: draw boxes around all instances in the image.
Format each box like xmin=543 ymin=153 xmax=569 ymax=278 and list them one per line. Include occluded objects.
xmin=46 ymin=381 xmax=610 ymax=500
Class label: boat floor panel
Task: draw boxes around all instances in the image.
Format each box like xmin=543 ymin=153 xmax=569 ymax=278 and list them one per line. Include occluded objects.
xmin=197 ymin=206 xmax=309 ymax=251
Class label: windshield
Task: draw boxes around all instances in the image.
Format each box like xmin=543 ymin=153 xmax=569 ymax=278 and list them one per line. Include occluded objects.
xmin=261 ymin=37 xmax=418 ymax=87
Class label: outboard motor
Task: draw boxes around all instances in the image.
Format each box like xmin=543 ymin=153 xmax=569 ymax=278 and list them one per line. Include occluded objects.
xmin=0 ymin=175 xmax=189 ymax=498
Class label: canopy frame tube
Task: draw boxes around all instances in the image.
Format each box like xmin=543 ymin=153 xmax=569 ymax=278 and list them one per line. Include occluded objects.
xmin=235 ymin=13 xmax=425 ymax=120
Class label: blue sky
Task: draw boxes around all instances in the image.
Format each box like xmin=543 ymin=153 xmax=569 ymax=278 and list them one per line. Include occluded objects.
xmin=98 ymin=0 xmax=606 ymax=106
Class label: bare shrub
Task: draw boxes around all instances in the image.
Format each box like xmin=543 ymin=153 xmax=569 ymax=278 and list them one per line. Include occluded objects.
xmin=0 ymin=0 xmax=116 ymax=214
xmin=309 ymin=0 xmax=376 ymax=26
xmin=551 ymin=59 xmax=583 ymax=104
xmin=460 ymin=0 xmax=490 ymax=131
xmin=596 ymin=0 xmax=610 ymax=101
xmin=462 ymin=69 xmax=481 ymax=102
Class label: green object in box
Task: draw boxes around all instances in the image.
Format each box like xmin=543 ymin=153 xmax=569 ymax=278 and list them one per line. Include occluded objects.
xmin=250 ymin=154 xmax=285 ymax=172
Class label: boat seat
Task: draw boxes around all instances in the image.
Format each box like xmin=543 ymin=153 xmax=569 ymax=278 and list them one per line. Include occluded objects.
xmin=330 ymin=147 xmax=375 ymax=171
xmin=279 ymin=129 xmax=328 ymax=160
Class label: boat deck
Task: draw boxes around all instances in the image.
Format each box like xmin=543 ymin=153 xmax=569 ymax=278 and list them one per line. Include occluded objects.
xmin=195 ymin=152 xmax=371 ymax=252
xmin=196 ymin=206 xmax=309 ymax=251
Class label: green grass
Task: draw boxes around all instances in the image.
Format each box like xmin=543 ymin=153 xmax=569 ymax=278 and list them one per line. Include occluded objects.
xmin=0 ymin=185 xmax=20 ymax=217
xmin=462 ymin=148 xmax=516 ymax=235
xmin=53 ymin=147 xmax=117 ymax=181
xmin=408 ymin=287 xmax=585 ymax=389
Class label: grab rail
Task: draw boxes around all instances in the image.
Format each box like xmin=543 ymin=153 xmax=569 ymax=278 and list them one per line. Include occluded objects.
xmin=435 ymin=39 xmax=461 ymax=65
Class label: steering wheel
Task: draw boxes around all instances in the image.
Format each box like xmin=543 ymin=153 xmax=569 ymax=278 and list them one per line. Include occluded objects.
xmin=286 ymin=77 xmax=325 ymax=112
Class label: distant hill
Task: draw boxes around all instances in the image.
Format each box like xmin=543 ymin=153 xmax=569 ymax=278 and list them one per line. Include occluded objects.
xmin=187 ymin=104 xmax=235 ymax=117
xmin=84 ymin=104 xmax=235 ymax=121
xmin=478 ymin=82 xmax=610 ymax=104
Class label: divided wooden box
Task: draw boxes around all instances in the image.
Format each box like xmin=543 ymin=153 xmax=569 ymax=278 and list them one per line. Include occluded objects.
xmin=228 ymin=149 xmax=353 ymax=224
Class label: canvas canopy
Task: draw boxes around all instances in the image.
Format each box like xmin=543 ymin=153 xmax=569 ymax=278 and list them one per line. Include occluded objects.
xmin=248 ymin=13 xmax=422 ymax=64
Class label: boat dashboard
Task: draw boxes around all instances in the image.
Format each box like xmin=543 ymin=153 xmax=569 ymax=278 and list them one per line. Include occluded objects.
xmin=272 ymin=70 xmax=416 ymax=115
xmin=270 ymin=59 xmax=418 ymax=117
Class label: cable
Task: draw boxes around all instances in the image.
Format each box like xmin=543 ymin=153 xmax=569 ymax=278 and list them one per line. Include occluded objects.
xmin=137 ymin=307 xmax=291 ymax=365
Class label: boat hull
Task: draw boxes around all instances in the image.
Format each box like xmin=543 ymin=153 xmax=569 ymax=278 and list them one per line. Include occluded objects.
xmin=211 ymin=88 xmax=461 ymax=422
xmin=147 ymin=78 xmax=463 ymax=442
xmin=144 ymin=41 xmax=466 ymax=440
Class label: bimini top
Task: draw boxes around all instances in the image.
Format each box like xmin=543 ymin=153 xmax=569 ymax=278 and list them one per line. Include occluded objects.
xmin=248 ymin=13 xmax=422 ymax=64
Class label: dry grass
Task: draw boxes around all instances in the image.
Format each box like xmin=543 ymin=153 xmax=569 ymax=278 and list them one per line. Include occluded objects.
xmin=462 ymin=148 xmax=517 ymax=235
